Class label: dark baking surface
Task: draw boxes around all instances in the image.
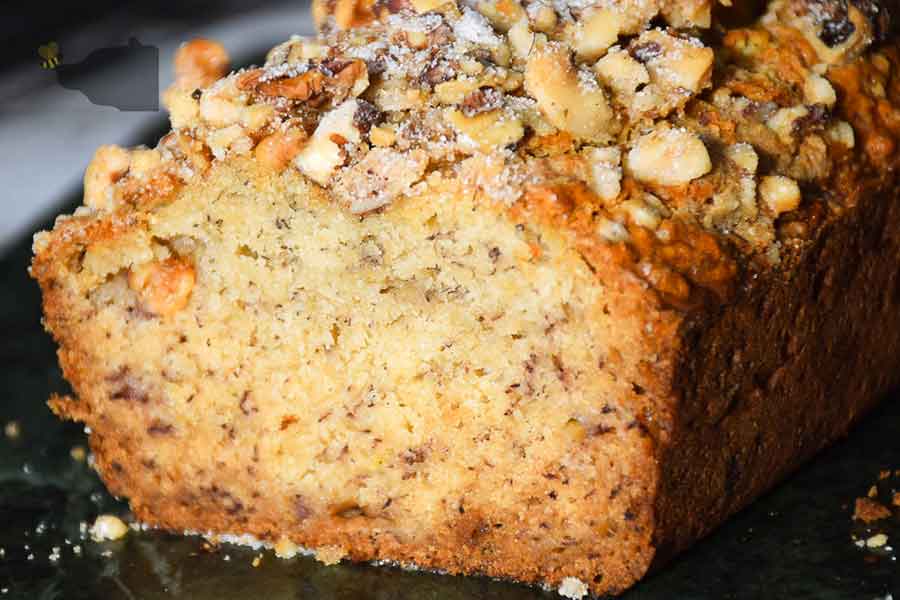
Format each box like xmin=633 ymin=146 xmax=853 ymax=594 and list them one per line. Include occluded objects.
xmin=1 ymin=145 xmax=899 ymax=598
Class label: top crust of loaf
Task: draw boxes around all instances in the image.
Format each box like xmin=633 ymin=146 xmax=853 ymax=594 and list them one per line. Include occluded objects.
xmin=32 ymin=0 xmax=900 ymax=314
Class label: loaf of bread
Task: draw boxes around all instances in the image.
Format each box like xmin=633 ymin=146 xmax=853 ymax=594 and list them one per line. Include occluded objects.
xmin=31 ymin=0 xmax=900 ymax=596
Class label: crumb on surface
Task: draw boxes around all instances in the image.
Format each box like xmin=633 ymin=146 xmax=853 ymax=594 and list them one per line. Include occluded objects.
xmin=69 ymin=446 xmax=86 ymax=462
xmin=854 ymin=497 xmax=892 ymax=523
xmin=90 ymin=515 xmax=129 ymax=542
xmin=866 ymin=533 xmax=889 ymax=549
xmin=314 ymin=545 xmax=347 ymax=566
xmin=274 ymin=538 xmax=300 ymax=559
xmin=558 ymin=576 xmax=589 ymax=599
xmin=4 ymin=421 xmax=20 ymax=440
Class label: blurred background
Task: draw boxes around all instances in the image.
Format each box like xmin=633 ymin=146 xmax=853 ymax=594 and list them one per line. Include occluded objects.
xmin=0 ymin=1 xmax=314 ymax=253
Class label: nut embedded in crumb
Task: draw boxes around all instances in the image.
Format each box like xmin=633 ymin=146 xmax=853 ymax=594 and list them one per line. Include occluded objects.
xmin=314 ymin=545 xmax=347 ymax=565
xmin=128 ymin=258 xmax=196 ymax=317
xmin=90 ymin=515 xmax=129 ymax=542
xmin=853 ymin=497 xmax=892 ymax=523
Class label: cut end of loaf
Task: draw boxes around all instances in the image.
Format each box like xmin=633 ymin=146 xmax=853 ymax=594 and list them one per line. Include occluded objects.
xmin=33 ymin=158 xmax=680 ymax=594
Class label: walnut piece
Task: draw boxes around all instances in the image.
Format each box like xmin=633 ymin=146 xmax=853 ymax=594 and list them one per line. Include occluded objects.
xmin=294 ymin=100 xmax=363 ymax=184
xmin=173 ymin=39 xmax=230 ymax=91
xmin=84 ymin=145 xmax=131 ymax=210
xmin=570 ymin=8 xmax=623 ymax=62
xmin=759 ymin=175 xmax=802 ymax=216
xmin=524 ymin=43 xmax=616 ymax=143
xmin=255 ymin=129 xmax=308 ymax=171
xmin=584 ymin=146 xmax=622 ymax=201
xmin=333 ymin=148 xmax=429 ymax=213
xmin=446 ymin=108 xmax=525 ymax=152
xmin=128 ymin=258 xmax=196 ymax=317
xmin=626 ymin=128 xmax=712 ymax=187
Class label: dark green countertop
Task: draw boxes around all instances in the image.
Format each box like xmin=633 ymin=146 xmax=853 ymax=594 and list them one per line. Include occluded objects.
xmin=1 ymin=183 xmax=898 ymax=600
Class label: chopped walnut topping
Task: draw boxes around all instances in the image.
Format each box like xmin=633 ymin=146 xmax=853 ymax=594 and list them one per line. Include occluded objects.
xmin=594 ymin=48 xmax=651 ymax=99
xmin=827 ymin=120 xmax=856 ymax=148
xmin=129 ymin=149 xmax=163 ymax=179
xmin=626 ymin=128 xmax=712 ymax=187
xmin=255 ymin=129 xmax=308 ymax=171
xmin=804 ymin=73 xmax=838 ymax=106
xmin=597 ymin=216 xmax=630 ymax=242
xmin=507 ymin=18 xmax=534 ymax=61
xmin=84 ymin=145 xmax=132 ymax=211
xmin=759 ymin=175 xmax=802 ymax=216
xmin=626 ymin=29 xmax=714 ymax=118
xmin=369 ymin=124 xmax=398 ymax=147
xmin=766 ymin=105 xmax=810 ymax=145
xmin=295 ymin=100 xmax=363 ymax=184
xmin=770 ymin=0 xmax=876 ymax=65
xmin=584 ymin=146 xmax=622 ymax=202
xmin=726 ymin=143 xmax=759 ymax=174
xmin=616 ymin=195 xmax=665 ymax=230
xmin=525 ymin=43 xmax=616 ymax=142
xmin=569 ymin=8 xmax=623 ymax=62
xmin=333 ymin=148 xmax=429 ymax=212
xmin=60 ymin=0 xmax=883 ymax=286
xmin=172 ymin=39 xmax=230 ymax=91
xmin=446 ymin=107 xmax=525 ymax=151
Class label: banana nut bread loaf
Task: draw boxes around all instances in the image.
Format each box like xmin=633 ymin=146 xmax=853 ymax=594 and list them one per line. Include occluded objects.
xmin=31 ymin=0 xmax=900 ymax=596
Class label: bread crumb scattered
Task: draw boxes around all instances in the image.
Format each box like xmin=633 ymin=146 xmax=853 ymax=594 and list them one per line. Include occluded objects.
xmin=69 ymin=446 xmax=86 ymax=462
xmin=866 ymin=533 xmax=889 ymax=549
xmin=558 ymin=576 xmax=588 ymax=599
xmin=4 ymin=421 xmax=20 ymax=440
xmin=854 ymin=497 xmax=892 ymax=523
xmin=252 ymin=554 xmax=262 ymax=567
xmin=314 ymin=545 xmax=347 ymax=565
xmin=274 ymin=538 xmax=300 ymax=559
xmin=90 ymin=515 xmax=129 ymax=542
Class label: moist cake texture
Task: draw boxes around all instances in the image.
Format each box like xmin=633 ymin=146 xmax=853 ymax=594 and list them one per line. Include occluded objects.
xmin=31 ymin=0 xmax=900 ymax=596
